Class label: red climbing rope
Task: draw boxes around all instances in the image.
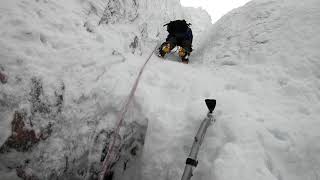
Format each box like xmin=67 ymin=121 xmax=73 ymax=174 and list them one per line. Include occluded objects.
xmin=99 ymin=45 xmax=158 ymax=180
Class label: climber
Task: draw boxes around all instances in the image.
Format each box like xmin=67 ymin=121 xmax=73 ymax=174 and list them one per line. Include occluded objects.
xmin=158 ymin=19 xmax=193 ymax=64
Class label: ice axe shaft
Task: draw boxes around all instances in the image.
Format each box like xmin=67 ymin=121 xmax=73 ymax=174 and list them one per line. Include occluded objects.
xmin=181 ymin=99 xmax=216 ymax=180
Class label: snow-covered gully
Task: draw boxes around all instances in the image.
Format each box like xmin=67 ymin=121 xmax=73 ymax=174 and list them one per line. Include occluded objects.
xmin=1 ymin=0 xmax=320 ymax=180
xmin=99 ymin=44 xmax=158 ymax=179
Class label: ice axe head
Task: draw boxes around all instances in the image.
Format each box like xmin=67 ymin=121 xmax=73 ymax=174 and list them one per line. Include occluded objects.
xmin=205 ymin=99 xmax=216 ymax=113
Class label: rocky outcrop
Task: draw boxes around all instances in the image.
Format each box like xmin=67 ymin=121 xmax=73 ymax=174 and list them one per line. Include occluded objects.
xmin=0 ymin=111 xmax=51 ymax=153
xmin=99 ymin=0 xmax=139 ymax=24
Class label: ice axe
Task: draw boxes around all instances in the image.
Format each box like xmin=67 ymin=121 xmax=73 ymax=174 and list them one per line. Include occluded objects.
xmin=205 ymin=99 xmax=216 ymax=113
xmin=181 ymin=99 xmax=216 ymax=180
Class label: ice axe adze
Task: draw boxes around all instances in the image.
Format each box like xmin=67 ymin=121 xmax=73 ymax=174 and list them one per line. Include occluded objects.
xmin=181 ymin=99 xmax=216 ymax=180
xmin=205 ymin=99 xmax=216 ymax=113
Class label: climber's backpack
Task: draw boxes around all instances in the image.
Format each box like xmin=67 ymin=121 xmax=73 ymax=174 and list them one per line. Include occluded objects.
xmin=164 ymin=20 xmax=191 ymax=34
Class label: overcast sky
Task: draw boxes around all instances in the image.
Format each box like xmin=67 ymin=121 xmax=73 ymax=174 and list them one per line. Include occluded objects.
xmin=180 ymin=0 xmax=251 ymax=23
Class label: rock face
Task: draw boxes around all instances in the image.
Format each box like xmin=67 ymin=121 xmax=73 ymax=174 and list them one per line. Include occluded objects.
xmin=85 ymin=0 xmax=211 ymax=39
xmin=99 ymin=0 xmax=139 ymax=24
xmin=1 ymin=111 xmax=40 ymax=153
xmin=0 ymin=78 xmax=56 ymax=153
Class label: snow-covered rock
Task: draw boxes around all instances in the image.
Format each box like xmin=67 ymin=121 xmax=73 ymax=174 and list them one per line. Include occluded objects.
xmin=1 ymin=0 xmax=319 ymax=179
xmin=0 ymin=0 xmax=210 ymax=179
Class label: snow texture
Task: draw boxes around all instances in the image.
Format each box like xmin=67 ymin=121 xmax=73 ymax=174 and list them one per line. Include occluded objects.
xmin=0 ymin=0 xmax=320 ymax=179
xmin=0 ymin=0 xmax=210 ymax=179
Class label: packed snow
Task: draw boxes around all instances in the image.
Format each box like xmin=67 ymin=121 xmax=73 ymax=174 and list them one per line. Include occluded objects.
xmin=0 ymin=0 xmax=320 ymax=180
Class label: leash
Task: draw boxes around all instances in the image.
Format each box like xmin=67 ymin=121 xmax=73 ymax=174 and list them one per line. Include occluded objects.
xmin=99 ymin=44 xmax=158 ymax=180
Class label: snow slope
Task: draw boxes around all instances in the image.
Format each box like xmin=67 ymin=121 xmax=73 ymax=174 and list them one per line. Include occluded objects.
xmin=1 ymin=0 xmax=320 ymax=180
xmin=199 ymin=1 xmax=320 ymax=179
xmin=0 ymin=0 xmax=210 ymax=179
xmin=140 ymin=0 xmax=320 ymax=180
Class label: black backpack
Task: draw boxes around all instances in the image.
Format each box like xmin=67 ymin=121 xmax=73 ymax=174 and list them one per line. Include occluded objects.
xmin=164 ymin=20 xmax=191 ymax=34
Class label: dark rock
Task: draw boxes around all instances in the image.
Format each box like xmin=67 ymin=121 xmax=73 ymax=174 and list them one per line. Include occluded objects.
xmin=54 ymin=82 xmax=65 ymax=113
xmin=129 ymin=36 xmax=139 ymax=53
xmin=29 ymin=77 xmax=50 ymax=114
xmin=0 ymin=71 xmax=8 ymax=84
xmin=0 ymin=111 xmax=52 ymax=153
xmin=0 ymin=111 xmax=39 ymax=152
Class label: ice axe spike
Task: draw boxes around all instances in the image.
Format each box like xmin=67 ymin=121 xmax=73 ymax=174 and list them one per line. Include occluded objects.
xmin=205 ymin=99 xmax=216 ymax=113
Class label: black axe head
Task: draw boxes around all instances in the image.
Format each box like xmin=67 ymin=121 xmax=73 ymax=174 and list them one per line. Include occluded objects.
xmin=205 ymin=99 xmax=216 ymax=113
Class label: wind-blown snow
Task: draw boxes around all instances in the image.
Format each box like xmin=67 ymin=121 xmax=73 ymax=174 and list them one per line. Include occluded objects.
xmin=0 ymin=0 xmax=319 ymax=179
